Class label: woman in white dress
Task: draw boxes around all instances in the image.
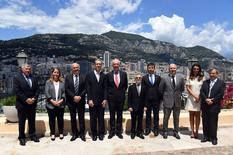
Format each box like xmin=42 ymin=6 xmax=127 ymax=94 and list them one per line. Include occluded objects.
xmin=185 ymin=63 xmax=204 ymax=138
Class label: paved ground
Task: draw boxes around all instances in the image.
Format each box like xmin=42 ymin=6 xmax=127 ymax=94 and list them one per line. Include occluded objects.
xmin=1 ymin=126 xmax=233 ymax=155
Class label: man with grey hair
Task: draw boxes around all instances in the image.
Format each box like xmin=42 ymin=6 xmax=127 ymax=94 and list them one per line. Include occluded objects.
xmin=106 ymin=58 xmax=128 ymax=139
xmin=13 ymin=64 xmax=40 ymax=146
xmin=159 ymin=63 xmax=184 ymax=139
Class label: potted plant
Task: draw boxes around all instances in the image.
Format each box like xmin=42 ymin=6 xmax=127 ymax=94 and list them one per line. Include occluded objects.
xmin=0 ymin=96 xmax=18 ymax=122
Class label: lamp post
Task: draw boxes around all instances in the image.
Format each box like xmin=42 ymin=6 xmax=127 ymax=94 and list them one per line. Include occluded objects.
xmin=16 ymin=50 xmax=28 ymax=67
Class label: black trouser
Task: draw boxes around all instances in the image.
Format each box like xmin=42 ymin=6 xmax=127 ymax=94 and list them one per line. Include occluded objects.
xmin=202 ymin=109 xmax=219 ymax=140
xmin=17 ymin=108 xmax=36 ymax=139
xmin=130 ymin=110 xmax=144 ymax=134
xmin=146 ymin=103 xmax=160 ymax=132
xmin=89 ymin=105 xmax=105 ymax=136
xmin=163 ymin=106 xmax=180 ymax=133
xmin=108 ymin=102 xmax=124 ymax=134
xmin=68 ymin=103 xmax=85 ymax=136
xmin=47 ymin=108 xmax=64 ymax=135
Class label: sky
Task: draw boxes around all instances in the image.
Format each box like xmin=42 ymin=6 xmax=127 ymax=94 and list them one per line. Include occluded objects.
xmin=0 ymin=0 xmax=233 ymax=58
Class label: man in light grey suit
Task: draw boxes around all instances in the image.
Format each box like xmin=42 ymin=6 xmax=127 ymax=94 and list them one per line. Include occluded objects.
xmin=159 ymin=63 xmax=185 ymax=139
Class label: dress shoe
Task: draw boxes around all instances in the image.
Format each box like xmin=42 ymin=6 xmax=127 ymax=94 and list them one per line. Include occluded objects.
xmin=70 ymin=135 xmax=77 ymax=141
xmin=137 ymin=133 xmax=145 ymax=139
xmin=163 ymin=132 xmax=168 ymax=139
xmin=31 ymin=136 xmax=40 ymax=142
xmin=212 ymin=139 xmax=218 ymax=145
xmin=99 ymin=135 xmax=104 ymax=141
xmin=51 ymin=135 xmax=55 ymax=141
xmin=108 ymin=133 xmax=115 ymax=139
xmin=59 ymin=134 xmax=64 ymax=140
xmin=144 ymin=129 xmax=150 ymax=135
xmin=116 ymin=133 xmax=123 ymax=139
xmin=131 ymin=133 xmax=136 ymax=139
xmin=80 ymin=135 xmax=86 ymax=141
xmin=92 ymin=135 xmax=97 ymax=141
xmin=201 ymin=137 xmax=209 ymax=143
xmin=153 ymin=130 xmax=159 ymax=136
xmin=19 ymin=139 xmax=26 ymax=146
xmin=173 ymin=132 xmax=180 ymax=139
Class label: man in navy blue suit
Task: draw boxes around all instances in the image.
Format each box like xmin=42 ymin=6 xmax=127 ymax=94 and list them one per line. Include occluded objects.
xmin=13 ymin=64 xmax=40 ymax=146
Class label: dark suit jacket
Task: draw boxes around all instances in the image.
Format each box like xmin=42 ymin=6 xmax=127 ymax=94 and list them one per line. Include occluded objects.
xmin=65 ymin=73 xmax=86 ymax=107
xmin=128 ymin=83 xmax=146 ymax=111
xmin=200 ymin=79 xmax=225 ymax=113
xmin=13 ymin=72 xmax=39 ymax=110
xmin=142 ymin=74 xmax=162 ymax=107
xmin=86 ymin=71 xmax=107 ymax=106
xmin=106 ymin=70 xmax=128 ymax=103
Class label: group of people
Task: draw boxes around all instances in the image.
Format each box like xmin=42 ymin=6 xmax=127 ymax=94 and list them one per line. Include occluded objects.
xmin=13 ymin=58 xmax=225 ymax=146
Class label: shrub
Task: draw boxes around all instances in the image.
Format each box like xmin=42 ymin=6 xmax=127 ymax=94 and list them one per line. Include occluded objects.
xmin=0 ymin=96 xmax=16 ymax=106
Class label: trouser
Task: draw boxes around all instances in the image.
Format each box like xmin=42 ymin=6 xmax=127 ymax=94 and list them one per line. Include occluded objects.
xmin=47 ymin=108 xmax=64 ymax=135
xmin=163 ymin=106 xmax=180 ymax=132
xmin=130 ymin=110 xmax=144 ymax=134
xmin=89 ymin=105 xmax=105 ymax=136
xmin=145 ymin=103 xmax=160 ymax=131
xmin=17 ymin=108 xmax=36 ymax=139
xmin=68 ymin=103 xmax=85 ymax=136
xmin=202 ymin=109 xmax=219 ymax=140
xmin=108 ymin=102 xmax=124 ymax=134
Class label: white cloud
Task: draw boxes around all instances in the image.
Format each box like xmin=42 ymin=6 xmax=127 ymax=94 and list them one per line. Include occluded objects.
xmin=139 ymin=14 xmax=233 ymax=57
xmin=0 ymin=0 xmax=141 ymax=34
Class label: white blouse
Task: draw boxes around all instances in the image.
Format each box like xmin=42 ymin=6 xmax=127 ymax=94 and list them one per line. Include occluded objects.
xmin=53 ymin=81 xmax=59 ymax=101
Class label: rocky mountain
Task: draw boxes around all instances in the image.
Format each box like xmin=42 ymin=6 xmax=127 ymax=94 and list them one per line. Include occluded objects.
xmin=0 ymin=31 xmax=224 ymax=65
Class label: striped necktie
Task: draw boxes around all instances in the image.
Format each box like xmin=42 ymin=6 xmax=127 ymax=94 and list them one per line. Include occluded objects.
xmin=74 ymin=75 xmax=79 ymax=95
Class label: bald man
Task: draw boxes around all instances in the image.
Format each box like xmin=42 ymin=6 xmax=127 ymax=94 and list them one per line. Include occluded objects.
xmin=159 ymin=64 xmax=185 ymax=139
xmin=65 ymin=63 xmax=86 ymax=141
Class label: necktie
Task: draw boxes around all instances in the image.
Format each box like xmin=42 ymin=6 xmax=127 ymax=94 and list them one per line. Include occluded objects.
xmin=26 ymin=75 xmax=32 ymax=88
xmin=208 ymin=80 xmax=215 ymax=97
xmin=149 ymin=74 xmax=154 ymax=85
xmin=172 ymin=75 xmax=175 ymax=88
xmin=74 ymin=75 xmax=79 ymax=95
xmin=114 ymin=72 xmax=119 ymax=88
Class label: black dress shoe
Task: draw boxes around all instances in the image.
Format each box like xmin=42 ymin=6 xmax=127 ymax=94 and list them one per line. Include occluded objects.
xmin=59 ymin=134 xmax=64 ymax=140
xmin=70 ymin=135 xmax=77 ymax=141
xmin=51 ymin=135 xmax=55 ymax=141
xmin=173 ymin=132 xmax=180 ymax=139
xmin=201 ymin=137 xmax=209 ymax=143
xmin=80 ymin=135 xmax=86 ymax=141
xmin=212 ymin=139 xmax=218 ymax=145
xmin=131 ymin=133 xmax=136 ymax=139
xmin=99 ymin=135 xmax=104 ymax=141
xmin=19 ymin=139 xmax=26 ymax=146
xmin=137 ymin=133 xmax=145 ymax=139
xmin=92 ymin=135 xmax=97 ymax=141
xmin=108 ymin=133 xmax=114 ymax=139
xmin=154 ymin=130 xmax=159 ymax=136
xmin=116 ymin=133 xmax=123 ymax=139
xmin=31 ymin=136 xmax=40 ymax=142
xmin=144 ymin=129 xmax=150 ymax=135
xmin=163 ymin=132 xmax=168 ymax=139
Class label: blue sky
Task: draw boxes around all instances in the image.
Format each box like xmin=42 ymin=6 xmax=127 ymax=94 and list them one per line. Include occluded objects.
xmin=0 ymin=0 xmax=233 ymax=58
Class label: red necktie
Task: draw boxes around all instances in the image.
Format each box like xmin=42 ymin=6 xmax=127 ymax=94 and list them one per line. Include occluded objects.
xmin=115 ymin=73 xmax=119 ymax=88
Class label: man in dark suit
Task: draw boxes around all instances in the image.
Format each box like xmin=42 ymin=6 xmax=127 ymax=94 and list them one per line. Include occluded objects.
xmin=159 ymin=63 xmax=184 ymax=139
xmin=86 ymin=59 xmax=107 ymax=141
xmin=65 ymin=63 xmax=86 ymax=141
xmin=106 ymin=58 xmax=128 ymax=139
xmin=128 ymin=74 xmax=146 ymax=139
xmin=142 ymin=63 xmax=162 ymax=136
xmin=200 ymin=68 xmax=225 ymax=145
xmin=13 ymin=64 xmax=40 ymax=146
